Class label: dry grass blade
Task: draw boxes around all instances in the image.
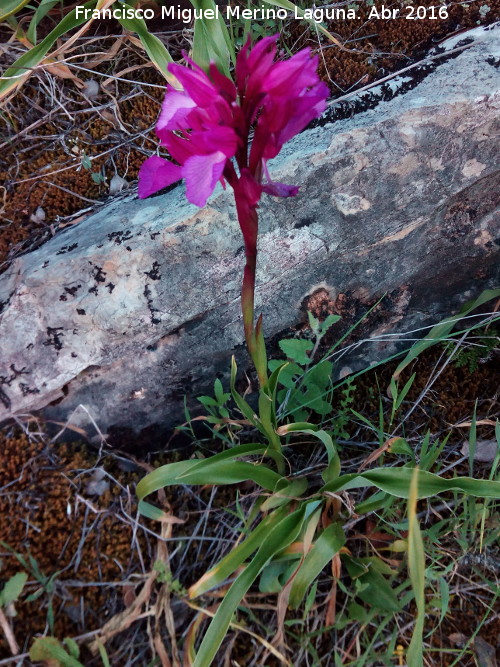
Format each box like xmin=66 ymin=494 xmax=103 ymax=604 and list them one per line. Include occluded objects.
xmin=153 ymin=633 xmax=173 ymax=667
xmin=89 ymin=571 xmax=157 ymax=654
xmin=0 ymin=607 xmax=19 ymax=656
xmin=154 ymin=522 xmax=181 ymax=666
xmin=357 ymin=437 xmax=400 ymax=472
xmin=84 ymin=36 xmax=126 ymax=68
xmin=324 ymin=551 xmax=342 ymax=626
xmin=455 ymin=419 xmax=497 ymax=428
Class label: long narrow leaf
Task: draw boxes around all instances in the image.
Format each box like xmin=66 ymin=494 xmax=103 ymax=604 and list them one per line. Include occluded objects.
xmin=289 ymin=522 xmax=345 ymax=608
xmin=137 ymin=442 xmax=285 ymax=518
xmin=277 ymin=425 xmax=340 ymax=482
xmin=406 ymin=468 xmax=425 ymax=667
xmin=0 ymin=1 xmax=100 ymax=100
xmin=117 ymin=5 xmax=175 ymax=82
xmin=189 ymin=507 xmax=288 ymax=598
xmin=321 ymin=467 xmax=500 ymax=500
xmin=26 ymin=0 xmax=59 ymax=45
xmin=0 ymin=0 xmax=31 ymax=21
xmin=230 ymin=356 xmax=263 ymax=432
xmin=260 ymin=476 xmax=308 ymax=511
xmin=193 ymin=507 xmax=307 ymax=667
xmin=190 ymin=0 xmax=234 ymax=75
xmin=138 ymin=460 xmax=282 ymax=505
xmin=392 ymin=288 xmax=500 ymax=380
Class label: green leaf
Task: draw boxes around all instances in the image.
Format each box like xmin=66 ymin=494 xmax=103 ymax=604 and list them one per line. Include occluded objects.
xmin=197 ymin=395 xmax=219 ymax=408
xmin=63 ymin=638 xmax=80 ymax=659
xmin=190 ymin=0 xmax=234 ymax=76
xmin=318 ymin=314 xmax=341 ymax=336
xmin=393 ymin=288 xmax=500 ymax=381
xmin=289 ymin=523 xmax=345 ymax=608
xmin=137 ymin=441 xmax=288 ymax=519
xmin=81 ymin=154 xmax=92 ymax=170
xmin=343 ymin=555 xmax=369 ymax=579
xmin=117 ymin=5 xmax=174 ymax=81
xmin=357 ymin=568 xmax=401 ymax=612
xmin=390 ymin=372 xmax=416 ymax=422
xmin=192 ymin=506 xmax=307 ymax=667
xmin=388 ymin=438 xmax=414 ymax=458
xmin=96 ymin=640 xmax=111 ymax=667
xmin=0 ymin=1 xmax=99 ymax=101
xmin=260 ymin=476 xmax=308 ymax=511
xmin=26 ymin=0 xmax=59 ymax=45
xmin=355 ymin=490 xmax=394 ymax=514
xmin=306 ymin=360 xmax=333 ymax=389
xmin=0 ymin=0 xmax=31 ymax=22
xmin=260 ymin=558 xmax=299 ymax=593
xmin=0 ymin=572 xmax=27 ymax=607
xmin=279 ymin=338 xmax=314 ymax=365
xmin=419 ymin=432 xmax=449 ymax=472
xmin=321 ymin=466 xmax=500 ymax=500
xmin=307 ymin=311 xmax=320 ymax=334
xmin=278 ymin=426 xmax=339 ymax=483
xmin=230 ymin=356 xmax=261 ymax=430
xmin=346 ymin=600 xmax=367 ymax=623
xmin=189 ymin=507 xmax=288 ymax=598
xmin=213 ymin=378 xmax=229 ymax=404
xmin=269 ymin=361 xmax=302 ymax=389
xmin=406 ymin=467 xmax=425 ymax=667
xmin=437 ymin=576 xmax=450 ymax=627
xmin=30 ymin=637 xmax=84 ymax=666
xmin=138 ymin=459 xmax=282 ymax=500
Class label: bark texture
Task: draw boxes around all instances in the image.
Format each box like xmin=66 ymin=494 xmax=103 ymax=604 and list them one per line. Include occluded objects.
xmin=0 ymin=26 xmax=499 ymax=440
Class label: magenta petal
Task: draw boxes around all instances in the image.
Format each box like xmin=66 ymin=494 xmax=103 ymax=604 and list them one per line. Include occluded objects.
xmin=209 ymin=62 xmax=237 ymax=102
xmin=157 ymin=87 xmax=196 ymax=136
xmin=138 ymin=156 xmax=182 ymax=199
xmin=262 ymin=182 xmax=299 ymax=198
xmin=190 ymin=126 xmax=238 ymax=158
xmin=183 ymin=151 xmax=227 ymax=207
xmin=168 ymin=62 xmax=219 ymax=108
xmin=163 ymin=132 xmax=195 ymax=165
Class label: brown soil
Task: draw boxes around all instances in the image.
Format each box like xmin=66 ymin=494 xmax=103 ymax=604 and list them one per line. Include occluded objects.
xmin=1 ymin=2 xmax=499 ymax=270
xmin=0 ymin=433 xmax=150 ymax=658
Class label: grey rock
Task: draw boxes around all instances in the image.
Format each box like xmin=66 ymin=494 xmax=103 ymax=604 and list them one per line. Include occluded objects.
xmin=1 ymin=25 xmax=499 ymax=443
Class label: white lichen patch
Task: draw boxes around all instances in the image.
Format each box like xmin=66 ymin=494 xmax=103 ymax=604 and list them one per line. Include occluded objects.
xmin=332 ymin=193 xmax=371 ymax=215
xmin=399 ymin=126 xmax=418 ymax=148
xmin=430 ymin=157 xmax=445 ymax=171
xmin=462 ymin=158 xmax=486 ymax=178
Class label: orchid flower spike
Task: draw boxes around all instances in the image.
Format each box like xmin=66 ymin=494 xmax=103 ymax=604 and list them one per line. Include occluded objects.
xmin=138 ymin=35 xmax=329 ymax=207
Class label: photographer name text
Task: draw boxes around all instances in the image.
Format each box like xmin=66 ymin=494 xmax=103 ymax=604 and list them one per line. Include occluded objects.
xmin=76 ymin=4 xmax=450 ymax=23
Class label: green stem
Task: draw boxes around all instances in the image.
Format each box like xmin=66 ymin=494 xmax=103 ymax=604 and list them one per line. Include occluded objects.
xmin=224 ymin=163 xmax=284 ymax=466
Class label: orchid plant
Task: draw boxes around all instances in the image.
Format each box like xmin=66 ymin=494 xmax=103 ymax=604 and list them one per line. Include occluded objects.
xmin=139 ymin=36 xmax=328 ymax=462
xmin=136 ymin=39 xmax=500 ymax=667
xmin=138 ymin=35 xmax=328 ymax=386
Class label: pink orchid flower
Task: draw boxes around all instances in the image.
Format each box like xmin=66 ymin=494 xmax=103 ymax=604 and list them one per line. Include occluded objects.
xmin=139 ymin=36 xmax=328 ymax=387
xmin=139 ymin=35 xmax=328 ymax=206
